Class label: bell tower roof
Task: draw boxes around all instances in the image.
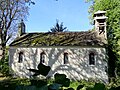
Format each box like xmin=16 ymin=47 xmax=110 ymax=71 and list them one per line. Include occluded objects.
xmin=94 ymin=11 xmax=108 ymax=20
xmin=94 ymin=10 xmax=106 ymax=14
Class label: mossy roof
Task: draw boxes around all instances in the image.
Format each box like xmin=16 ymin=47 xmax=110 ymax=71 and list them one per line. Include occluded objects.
xmin=10 ymin=31 xmax=105 ymax=47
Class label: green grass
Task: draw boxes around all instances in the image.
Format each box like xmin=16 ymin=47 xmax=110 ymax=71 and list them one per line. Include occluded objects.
xmin=69 ymin=81 xmax=80 ymax=89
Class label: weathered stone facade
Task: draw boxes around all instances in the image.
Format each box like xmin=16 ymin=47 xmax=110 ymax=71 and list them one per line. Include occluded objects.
xmin=9 ymin=46 xmax=108 ymax=83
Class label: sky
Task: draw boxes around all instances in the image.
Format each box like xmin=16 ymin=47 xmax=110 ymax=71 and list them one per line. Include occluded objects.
xmin=25 ymin=0 xmax=93 ymax=33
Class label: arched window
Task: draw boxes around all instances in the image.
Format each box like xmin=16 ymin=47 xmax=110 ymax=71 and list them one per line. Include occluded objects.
xmin=64 ymin=53 xmax=68 ymax=64
xmin=18 ymin=52 xmax=24 ymax=63
xmin=89 ymin=53 xmax=95 ymax=65
xmin=40 ymin=52 xmax=45 ymax=64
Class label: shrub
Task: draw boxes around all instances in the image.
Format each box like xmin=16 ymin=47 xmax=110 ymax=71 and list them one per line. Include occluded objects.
xmin=54 ymin=73 xmax=70 ymax=87
xmin=0 ymin=55 xmax=10 ymax=76
xmin=30 ymin=79 xmax=47 ymax=87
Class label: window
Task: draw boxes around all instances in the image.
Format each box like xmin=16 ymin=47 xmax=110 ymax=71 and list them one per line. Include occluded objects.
xmin=18 ymin=52 xmax=24 ymax=63
xmin=89 ymin=53 xmax=95 ymax=65
xmin=99 ymin=26 xmax=105 ymax=34
xmin=64 ymin=53 xmax=68 ymax=64
xmin=40 ymin=52 xmax=45 ymax=64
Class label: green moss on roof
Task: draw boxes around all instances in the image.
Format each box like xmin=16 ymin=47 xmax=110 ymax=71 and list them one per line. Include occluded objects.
xmin=10 ymin=32 xmax=105 ymax=47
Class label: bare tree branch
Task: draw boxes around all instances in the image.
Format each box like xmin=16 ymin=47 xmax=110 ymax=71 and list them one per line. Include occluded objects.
xmin=0 ymin=0 xmax=35 ymax=60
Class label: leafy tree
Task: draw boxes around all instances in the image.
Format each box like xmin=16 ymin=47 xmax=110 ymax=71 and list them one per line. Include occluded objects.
xmin=50 ymin=20 xmax=68 ymax=32
xmin=0 ymin=0 xmax=34 ymax=60
xmin=86 ymin=0 xmax=120 ymax=77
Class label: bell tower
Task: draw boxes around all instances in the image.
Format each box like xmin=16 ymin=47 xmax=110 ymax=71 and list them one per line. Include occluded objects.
xmin=94 ymin=11 xmax=108 ymax=39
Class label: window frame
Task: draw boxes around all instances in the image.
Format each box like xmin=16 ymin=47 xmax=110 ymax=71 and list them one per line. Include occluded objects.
xmin=89 ymin=52 xmax=96 ymax=66
xmin=40 ymin=52 xmax=46 ymax=64
xmin=63 ymin=52 xmax=69 ymax=64
xmin=18 ymin=52 xmax=24 ymax=63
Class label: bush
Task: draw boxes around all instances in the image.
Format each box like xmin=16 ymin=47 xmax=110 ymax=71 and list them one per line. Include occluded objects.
xmin=0 ymin=55 xmax=10 ymax=76
xmin=54 ymin=73 xmax=70 ymax=87
xmin=30 ymin=79 xmax=47 ymax=87
xmin=108 ymin=77 xmax=120 ymax=89
xmin=69 ymin=81 xmax=80 ymax=90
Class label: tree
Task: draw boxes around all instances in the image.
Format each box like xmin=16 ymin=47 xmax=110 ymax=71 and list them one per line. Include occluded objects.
xmin=50 ymin=20 xmax=68 ymax=32
xmin=86 ymin=0 xmax=120 ymax=77
xmin=0 ymin=0 xmax=34 ymax=60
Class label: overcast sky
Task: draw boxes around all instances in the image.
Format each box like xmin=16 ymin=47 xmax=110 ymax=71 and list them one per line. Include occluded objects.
xmin=25 ymin=0 xmax=93 ymax=32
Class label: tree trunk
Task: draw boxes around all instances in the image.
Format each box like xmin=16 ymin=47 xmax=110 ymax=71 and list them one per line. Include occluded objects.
xmin=1 ymin=45 xmax=6 ymax=61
